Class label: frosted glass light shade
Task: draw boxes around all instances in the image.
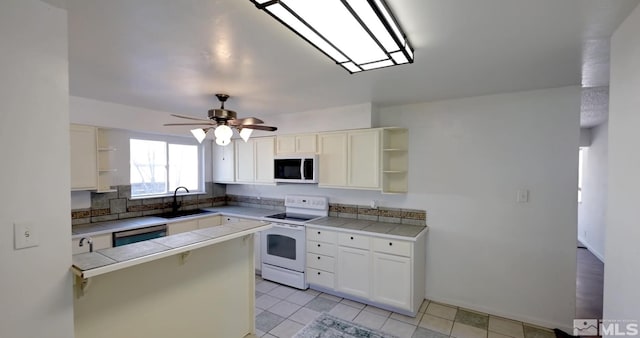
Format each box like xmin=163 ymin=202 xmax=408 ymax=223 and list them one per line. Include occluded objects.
xmin=251 ymin=0 xmax=414 ymax=73
xmin=239 ymin=128 xmax=253 ymax=142
xmin=214 ymin=125 xmax=233 ymax=139
xmin=190 ymin=128 xmax=207 ymax=143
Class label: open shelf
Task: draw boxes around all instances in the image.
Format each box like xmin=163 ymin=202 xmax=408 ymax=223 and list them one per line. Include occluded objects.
xmin=381 ymin=128 xmax=408 ymax=193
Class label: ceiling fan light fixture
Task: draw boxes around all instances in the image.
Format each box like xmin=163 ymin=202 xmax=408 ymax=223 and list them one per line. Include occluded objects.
xmin=239 ymin=128 xmax=254 ymax=142
xmin=190 ymin=128 xmax=208 ymax=143
xmin=251 ymin=0 xmax=414 ymax=73
xmin=214 ymin=124 xmax=233 ymax=139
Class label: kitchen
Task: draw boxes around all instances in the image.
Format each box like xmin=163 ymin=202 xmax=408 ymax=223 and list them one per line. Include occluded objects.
xmin=2 ymin=1 xmax=640 ymax=338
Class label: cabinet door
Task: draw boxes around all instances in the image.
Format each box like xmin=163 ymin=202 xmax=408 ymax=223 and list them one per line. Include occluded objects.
xmin=254 ymin=137 xmax=275 ymax=183
xmin=213 ymin=142 xmax=235 ymax=183
xmin=372 ymin=253 xmax=412 ymax=310
xmin=276 ymin=135 xmax=296 ymax=154
xmin=336 ymin=246 xmax=370 ymax=298
xmin=235 ymin=139 xmax=255 ymax=183
xmin=168 ymin=219 xmax=199 ymax=235
xmin=254 ymin=233 xmax=261 ymax=272
xmin=296 ymin=134 xmax=317 ymax=153
xmin=198 ymin=215 xmax=222 ymax=229
xmin=70 ymin=124 xmax=98 ymax=190
xmin=318 ymin=133 xmax=348 ymax=187
xmin=348 ymin=130 xmax=380 ymax=189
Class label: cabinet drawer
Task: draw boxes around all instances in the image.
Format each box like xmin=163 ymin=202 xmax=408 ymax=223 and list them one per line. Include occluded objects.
xmin=307 ymin=267 xmax=335 ymax=289
xmin=307 ymin=241 xmax=336 ymax=257
xmin=306 ymin=253 xmax=335 ymax=272
xmin=372 ymin=238 xmax=411 ymax=257
xmin=338 ymin=233 xmax=370 ymax=250
xmin=307 ymin=228 xmax=337 ymax=244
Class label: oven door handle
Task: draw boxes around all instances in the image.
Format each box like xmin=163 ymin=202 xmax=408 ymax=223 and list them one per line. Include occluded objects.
xmin=270 ymin=223 xmax=305 ymax=231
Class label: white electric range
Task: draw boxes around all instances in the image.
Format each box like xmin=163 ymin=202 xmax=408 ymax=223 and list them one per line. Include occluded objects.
xmin=261 ymin=195 xmax=328 ymax=289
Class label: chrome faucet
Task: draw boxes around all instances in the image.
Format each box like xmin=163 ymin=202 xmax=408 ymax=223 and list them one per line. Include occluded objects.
xmin=172 ymin=186 xmax=190 ymax=213
xmin=79 ymin=237 xmax=93 ymax=252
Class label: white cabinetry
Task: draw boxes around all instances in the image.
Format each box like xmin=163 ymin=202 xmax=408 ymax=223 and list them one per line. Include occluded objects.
xmin=382 ymin=128 xmax=409 ymax=193
xmin=70 ymin=124 xmax=98 ymax=190
xmin=96 ymin=128 xmax=117 ymax=192
xmin=72 ymin=233 xmax=112 ymax=255
xmin=198 ymin=215 xmax=222 ymax=229
xmin=318 ymin=129 xmax=380 ymax=190
xmin=212 ymin=142 xmax=235 ymax=183
xmin=306 ymin=225 xmax=426 ymax=315
xmin=317 ymin=133 xmax=348 ymax=187
xmin=276 ymin=134 xmax=317 ymax=154
xmin=235 ymin=137 xmax=275 ymax=184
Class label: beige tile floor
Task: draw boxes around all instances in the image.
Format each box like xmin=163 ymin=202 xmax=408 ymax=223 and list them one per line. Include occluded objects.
xmin=254 ymin=276 xmax=557 ymax=338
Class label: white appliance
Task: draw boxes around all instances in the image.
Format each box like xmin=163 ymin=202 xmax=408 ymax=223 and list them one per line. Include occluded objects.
xmin=274 ymin=155 xmax=318 ymax=183
xmin=261 ymin=195 xmax=328 ymax=289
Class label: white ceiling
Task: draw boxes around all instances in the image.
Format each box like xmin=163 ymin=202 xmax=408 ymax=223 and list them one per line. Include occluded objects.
xmin=62 ymin=0 xmax=639 ymax=122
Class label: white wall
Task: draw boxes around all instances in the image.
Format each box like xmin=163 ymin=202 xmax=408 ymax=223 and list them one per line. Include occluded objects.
xmin=577 ymin=123 xmax=608 ymax=261
xmin=230 ymin=86 xmax=581 ymax=330
xmin=604 ymin=2 xmax=640 ymax=324
xmin=0 ymin=1 xmax=74 ymax=337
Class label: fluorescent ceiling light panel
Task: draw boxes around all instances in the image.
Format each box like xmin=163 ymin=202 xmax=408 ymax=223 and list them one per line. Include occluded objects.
xmin=251 ymin=0 xmax=414 ymax=73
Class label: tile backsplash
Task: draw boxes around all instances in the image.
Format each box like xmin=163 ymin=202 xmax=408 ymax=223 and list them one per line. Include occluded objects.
xmin=71 ymin=182 xmax=227 ymax=225
xmin=72 ymin=190 xmax=426 ymax=227
xmin=226 ymin=194 xmax=426 ymax=226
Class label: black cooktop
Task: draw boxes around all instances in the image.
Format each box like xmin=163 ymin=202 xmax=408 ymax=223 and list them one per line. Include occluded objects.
xmin=265 ymin=212 xmax=318 ymax=222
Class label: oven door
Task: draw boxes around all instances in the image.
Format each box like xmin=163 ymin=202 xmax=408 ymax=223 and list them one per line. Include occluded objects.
xmin=261 ymin=223 xmax=306 ymax=272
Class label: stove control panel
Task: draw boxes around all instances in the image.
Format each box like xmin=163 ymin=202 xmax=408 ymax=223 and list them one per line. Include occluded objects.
xmin=284 ymin=195 xmax=328 ymax=210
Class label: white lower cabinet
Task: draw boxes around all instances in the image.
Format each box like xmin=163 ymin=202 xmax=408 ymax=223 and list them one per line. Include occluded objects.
xmin=372 ymin=252 xmax=412 ymax=309
xmin=198 ymin=215 xmax=222 ymax=229
xmin=306 ymin=225 xmax=426 ymax=316
xmin=336 ymin=246 xmax=370 ymax=299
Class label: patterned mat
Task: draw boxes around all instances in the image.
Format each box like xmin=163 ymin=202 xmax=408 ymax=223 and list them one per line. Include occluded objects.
xmin=293 ymin=313 xmax=398 ymax=338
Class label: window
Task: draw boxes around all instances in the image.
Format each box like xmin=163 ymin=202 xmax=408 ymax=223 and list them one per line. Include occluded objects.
xmin=578 ymin=147 xmax=586 ymax=203
xmin=130 ymin=138 xmax=202 ymax=197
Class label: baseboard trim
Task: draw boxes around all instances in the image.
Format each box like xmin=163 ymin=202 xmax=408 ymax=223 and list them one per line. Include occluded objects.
xmin=577 ymin=236 xmax=605 ymax=263
xmin=423 ymin=295 xmax=574 ymax=333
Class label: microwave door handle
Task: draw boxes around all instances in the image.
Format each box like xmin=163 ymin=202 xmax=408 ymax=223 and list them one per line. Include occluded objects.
xmin=300 ymin=160 xmax=305 ymax=180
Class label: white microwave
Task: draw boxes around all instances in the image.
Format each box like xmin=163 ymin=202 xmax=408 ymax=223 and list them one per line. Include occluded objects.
xmin=274 ymin=155 xmax=318 ymax=183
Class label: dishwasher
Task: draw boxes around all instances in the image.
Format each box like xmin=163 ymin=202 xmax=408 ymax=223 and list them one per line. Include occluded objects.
xmin=112 ymin=224 xmax=167 ymax=247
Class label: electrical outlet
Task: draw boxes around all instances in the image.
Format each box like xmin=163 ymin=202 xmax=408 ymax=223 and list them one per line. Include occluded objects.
xmin=14 ymin=222 xmax=39 ymax=250
xmin=516 ymin=189 xmax=529 ymax=203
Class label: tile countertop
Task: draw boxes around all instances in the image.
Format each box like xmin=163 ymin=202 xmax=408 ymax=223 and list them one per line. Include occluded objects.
xmin=307 ymin=217 xmax=428 ymax=241
xmin=72 ymin=220 xmax=271 ymax=278
xmin=71 ymin=205 xmax=277 ymax=239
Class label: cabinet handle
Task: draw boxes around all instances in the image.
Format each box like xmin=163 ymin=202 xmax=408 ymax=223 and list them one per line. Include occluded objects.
xmin=317 ymin=256 xmax=320 ymax=260
xmin=317 ymin=244 xmax=321 ymax=247
xmin=350 ymin=236 xmax=354 ymax=240
xmin=317 ymin=231 xmax=321 ymax=235
xmin=389 ymin=242 xmax=393 ymax=246
xmin=317 ymin=272 xmax=321 ymax=275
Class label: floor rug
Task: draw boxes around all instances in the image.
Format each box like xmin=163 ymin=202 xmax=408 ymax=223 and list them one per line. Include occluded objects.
xmin=293 ymin=313 xmax=398 ymax=338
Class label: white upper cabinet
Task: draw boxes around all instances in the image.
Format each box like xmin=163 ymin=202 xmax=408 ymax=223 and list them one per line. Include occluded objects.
xmin=212 ymin=142 xmax=236 ymax=183
xmin=347 ymin=129 xmax=380 ymax=189
xmin=254 ymin=137 xmax=275 ymax=183
xmin=70 ymin=124 xmax=98 ymax=190
xmin=234 ymin=137 xmax=275 ymax=184
xmin=318 ymin=132 xmax=348 ymax=187
xmin=318 ymin=129 xmax=380 ymax=190
xmin=276 ymin=134 xmax=317 ymax=154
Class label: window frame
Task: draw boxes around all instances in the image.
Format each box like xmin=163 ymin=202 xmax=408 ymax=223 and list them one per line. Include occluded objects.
xmin=129 ymin=135 xmax=205 ymax=199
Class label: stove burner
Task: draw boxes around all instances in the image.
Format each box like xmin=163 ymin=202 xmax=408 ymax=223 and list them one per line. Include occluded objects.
xmin=265 ymin=212 xmax=318 ymax=222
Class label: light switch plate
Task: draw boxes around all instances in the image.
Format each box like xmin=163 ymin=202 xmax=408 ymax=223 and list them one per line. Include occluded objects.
xmin=14 ymin=222 xmax=39 ymax=250
xmin=516 ymin=189 xmax=529 ymax=203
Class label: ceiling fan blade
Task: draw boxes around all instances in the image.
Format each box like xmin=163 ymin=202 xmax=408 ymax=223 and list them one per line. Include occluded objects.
xmin=170 ymin=114 xmax=213 ymax=122
xmin=163 ymin=122 xmax=216 ymax=126
xmin=241 ymin=125 xmax=277 ymax=131
xmin=229 ymin=117 xmax=264 ymax=125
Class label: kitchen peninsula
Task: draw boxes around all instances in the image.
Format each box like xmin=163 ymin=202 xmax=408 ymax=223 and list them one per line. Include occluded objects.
xmin=72 ymin=219 xmax=271 ymax=338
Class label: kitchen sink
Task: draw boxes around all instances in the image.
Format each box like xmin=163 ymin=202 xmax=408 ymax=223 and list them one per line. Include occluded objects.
xmin=157 ymin=209 xmax=216 ymax=219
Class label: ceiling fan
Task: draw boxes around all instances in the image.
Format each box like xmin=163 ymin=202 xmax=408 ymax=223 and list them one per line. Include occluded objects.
xmin=164 ymin=94 xmax=277 ymax=146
